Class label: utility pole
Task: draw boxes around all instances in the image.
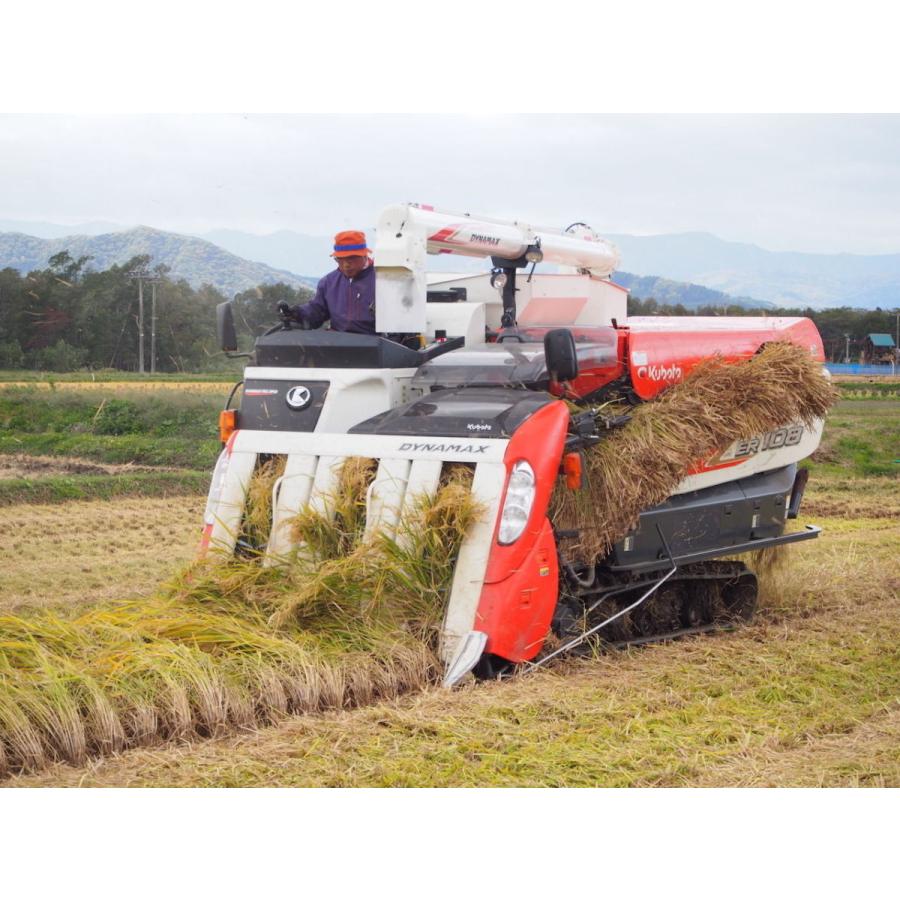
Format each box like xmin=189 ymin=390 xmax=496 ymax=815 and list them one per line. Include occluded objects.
xmin=130 ymin=266 xmax=161 ymax=374
xmin=138 ymin=277 xmax=145 ymax=373
xmin=844 ymin=333 xmax=851 ymax=364
xmin=895 ymin=310 xmax=899 ymax=375
xmin=150 ymin=280 xmax=158 ymax=374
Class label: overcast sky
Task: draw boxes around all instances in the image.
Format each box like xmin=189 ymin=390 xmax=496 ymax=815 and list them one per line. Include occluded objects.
xmin=2 ymin=114 xmax=899 ymax=255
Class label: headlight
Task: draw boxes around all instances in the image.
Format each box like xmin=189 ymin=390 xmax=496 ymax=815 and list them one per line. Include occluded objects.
xmin=498 ymin=460 xmax=536 ymax=544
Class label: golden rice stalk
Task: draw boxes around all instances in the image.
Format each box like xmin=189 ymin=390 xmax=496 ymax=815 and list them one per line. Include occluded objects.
xmin=237 ymin=455 xmax=287 ymax=553
xmin=0 ymin=461 xmax=479 ymax=777
xmin=551 ymin=343 xmax=839 ymax=562
xmin=290 ymin=457 xmax=377 ymax=559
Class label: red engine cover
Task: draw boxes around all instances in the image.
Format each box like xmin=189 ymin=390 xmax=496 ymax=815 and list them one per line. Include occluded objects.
xmin=624 ymin=316 xmax=825 ymax=400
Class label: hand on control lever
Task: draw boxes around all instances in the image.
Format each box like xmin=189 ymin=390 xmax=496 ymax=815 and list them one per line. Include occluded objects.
xmin=276 ymin=301 xmax=312 ymax=331
xmin=279 ymin=301 xmax=312 ymax=331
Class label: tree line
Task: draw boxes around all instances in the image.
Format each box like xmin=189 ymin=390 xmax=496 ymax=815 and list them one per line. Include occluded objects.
xmin=627 ymin=296 xmax=899 ymax=362
xmin=1 ymin=252 xmax=895 ymax=371
xmin=0 ymin=253 xmax=312 ymax=372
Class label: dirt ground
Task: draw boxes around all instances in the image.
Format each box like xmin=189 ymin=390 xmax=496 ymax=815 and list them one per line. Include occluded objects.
xmin=0 ymin=453 xmax=178 ymax=480
xmin=831 ymin=374 xmax=900 ymax=383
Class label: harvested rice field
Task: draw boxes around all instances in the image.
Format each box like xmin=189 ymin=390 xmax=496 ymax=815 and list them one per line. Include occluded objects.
xmin=7 ymin=497 xmax=899 ymax=787
xmin=0 ymin=375 xmax=897 ymax=787
xmin=0 ymin=496 xmax=205 ymax=611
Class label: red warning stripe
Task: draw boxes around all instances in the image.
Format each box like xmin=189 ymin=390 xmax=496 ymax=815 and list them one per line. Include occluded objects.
xmin=428 ymin=225 xmax=460 ymax=243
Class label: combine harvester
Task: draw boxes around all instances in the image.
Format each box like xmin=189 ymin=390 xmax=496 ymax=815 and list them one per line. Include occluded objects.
xmin=206 ymin=204 xmax=826 ymax=686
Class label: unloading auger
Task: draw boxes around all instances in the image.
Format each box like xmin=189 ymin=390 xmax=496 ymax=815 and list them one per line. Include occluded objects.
xmin=203 ymin=203 xmax=827 ymax=685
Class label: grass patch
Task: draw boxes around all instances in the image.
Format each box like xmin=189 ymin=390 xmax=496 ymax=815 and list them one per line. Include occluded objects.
xmin=0 ymin=471 xmax=209 ymax=507
xmin=0 ymin=385 xmax=224 ymax=436
xmin=806 ymin=399 xmax=900 ymax=478
xmin=0 ymin=432 xmax=221 ymax=469
xmin=835 ymin=380 xmax=900 ymax=400
xmin=0 ymin=384 xmax=225 ymax=468
xmin=0 ymin=370 xmax=238 ymax=384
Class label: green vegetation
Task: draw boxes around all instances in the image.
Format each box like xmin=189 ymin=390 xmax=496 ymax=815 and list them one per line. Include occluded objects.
xmin=0 ymin=471 xmax=209 ymax=506
xmin=805 ymin=398 xmax=900 ymax=478
xmin=0 ymin=254 xmax=311 ymax=374
xmin=836 ymin=380 xmax=900 ymax=400
xmin=0 ymin=433 xmax=219 ymax=470
xmin=0 ymin=371 xmax=236 ymax=383
xmin=0 ymin=385 xmax=223 ymax=469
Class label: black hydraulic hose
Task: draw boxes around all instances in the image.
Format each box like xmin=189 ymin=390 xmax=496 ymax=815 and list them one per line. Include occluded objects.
xmin=224 ymin=380 xmax=243 ymax=411
xmin=564 ymin=563 xmax=597 ymax=590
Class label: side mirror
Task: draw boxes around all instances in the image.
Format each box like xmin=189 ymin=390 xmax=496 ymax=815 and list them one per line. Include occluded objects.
xmin=544 ymin=328 xmax=579 ymax=382
xmin=217 ymin=301 xmax=238 ymax=352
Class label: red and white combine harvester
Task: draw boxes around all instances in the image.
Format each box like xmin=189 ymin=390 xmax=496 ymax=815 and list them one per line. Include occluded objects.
xmin=206 ymin=204 xmax=825 ymax=685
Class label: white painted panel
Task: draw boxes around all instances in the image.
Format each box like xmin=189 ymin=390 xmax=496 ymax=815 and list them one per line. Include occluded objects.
xmin=440 ymin=461 xmax=506 ymax=666
xmin=309 ymin=455 xmax=345 ymax=518
xmin=424 ymin=303 xmax=486 ymax=345
xmin=233 ymin=429 xmax=508 ymax=464
xmin=264 ymin=454 xmax=317 ymax=565
xmin=398 ymin=459 xmax=443 ymax=531
xmin=365 ymin=457 xmax=412 ymax=540
xmin=208 ymin=451 xmax=257 ymax=554
xmin=674 ymin=419 xmax=824 ymax=495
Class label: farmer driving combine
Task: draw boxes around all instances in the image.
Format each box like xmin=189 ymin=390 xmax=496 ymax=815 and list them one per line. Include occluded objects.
xmin=288 ymin=230 xmax=376 ymax=334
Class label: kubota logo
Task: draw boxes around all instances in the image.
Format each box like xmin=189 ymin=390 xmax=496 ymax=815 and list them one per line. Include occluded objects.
xmin=285 ymin=385 xmax=312 ymax=410
xmin=637 ymin=363 xmax=683 ymax=382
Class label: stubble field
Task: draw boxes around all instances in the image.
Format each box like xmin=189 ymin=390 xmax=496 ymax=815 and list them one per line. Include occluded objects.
xmin=0 ymin=375 xmax=897 ymax=787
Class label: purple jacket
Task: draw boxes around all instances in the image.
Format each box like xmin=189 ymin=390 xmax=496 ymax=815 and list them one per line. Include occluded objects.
xmin=293 ymin=263 xmax=376 ymax=334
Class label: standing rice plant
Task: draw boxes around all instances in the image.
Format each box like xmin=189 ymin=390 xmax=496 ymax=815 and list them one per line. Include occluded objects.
xmin=237 ymin=455 xmax=287 ymax=554
xmin=290 ymin=456 xmax=377 ymax=559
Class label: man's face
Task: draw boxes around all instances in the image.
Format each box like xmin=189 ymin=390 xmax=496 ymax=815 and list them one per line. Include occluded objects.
xmin=336 ymin=255 xmax=368 ymax=279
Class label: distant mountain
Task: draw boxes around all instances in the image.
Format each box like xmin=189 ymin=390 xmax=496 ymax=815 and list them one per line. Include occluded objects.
xmin=0 ymin=219 xmax=126 ymax=239
xmin=0 ymin=227 xmax=319 ymax=297
xmin=197 ymin=228 xmax=494 ymax=278
xmin=612 ymin=271 xmax=773 ymax=309
xmin=606 ymin=232 xmax=900 ymax=309
xmin=199 ymin=228 xmax=333 ymax=277
xmin=5 ymin=220 xmax=900 ymax=309
xmin=198 ymin=227 xmax=900 ymax=308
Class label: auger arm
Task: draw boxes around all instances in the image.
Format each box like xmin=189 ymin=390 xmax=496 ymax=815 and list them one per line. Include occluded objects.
xmin=373 ymin=203 xmax=621 ymax=334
